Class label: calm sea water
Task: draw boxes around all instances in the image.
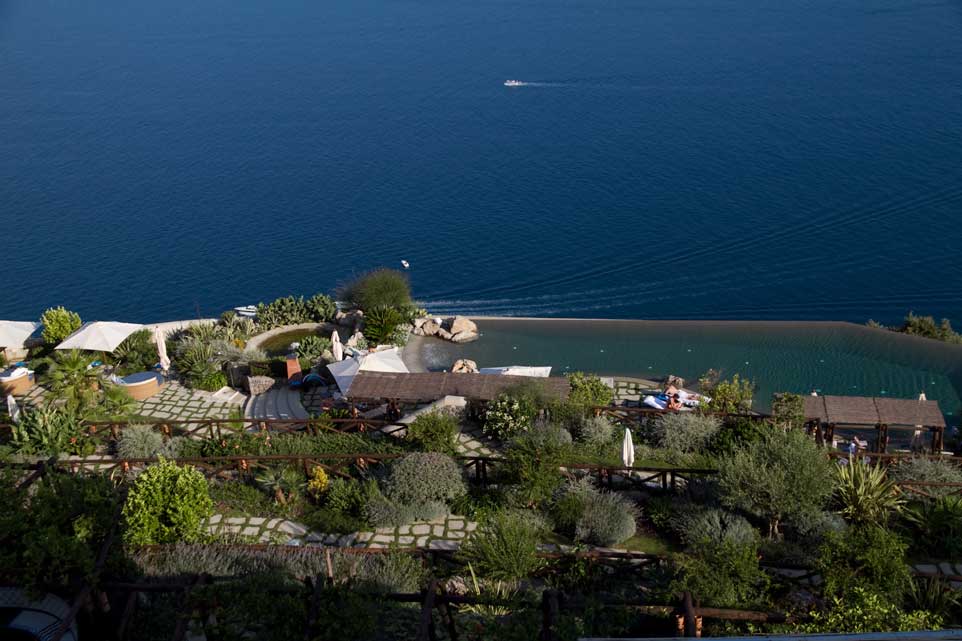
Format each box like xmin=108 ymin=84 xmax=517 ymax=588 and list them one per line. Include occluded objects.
xmin=1 ymin=0 xmax=961 ymax=324
xmin=414 ymin=320 xmax=962 ymax=417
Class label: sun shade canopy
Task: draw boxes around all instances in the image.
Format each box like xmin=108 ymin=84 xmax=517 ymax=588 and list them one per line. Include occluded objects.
xmin=346 ymin=371 xmax=571 ymax=402
xmin=0 ymin=321 xmax=41 ymax=348
xmin=803 ymin=394 xmax=945 ymax=428
xmin=56 ymin=321 xmax=144 ymax=353
xmin=326 ymin=348 xmax=409 ymax=395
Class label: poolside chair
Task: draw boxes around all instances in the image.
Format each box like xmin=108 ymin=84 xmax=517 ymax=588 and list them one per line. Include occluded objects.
xmin=286 ymin=355 xmax=303 ymax=389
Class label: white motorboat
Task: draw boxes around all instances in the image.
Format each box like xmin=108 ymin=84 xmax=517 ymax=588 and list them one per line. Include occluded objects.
xmin=503 ymin=80 xmax=524 ymax=87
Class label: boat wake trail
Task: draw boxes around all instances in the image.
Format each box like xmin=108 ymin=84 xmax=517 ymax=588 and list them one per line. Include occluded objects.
xmin=503 ymin=79 xmax=569 ymax=88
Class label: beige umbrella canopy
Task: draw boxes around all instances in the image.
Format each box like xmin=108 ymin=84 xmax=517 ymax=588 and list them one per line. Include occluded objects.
xmin=56 ymin=321 xmax=144 ymax=352
xmin=0 ymin=321 xmax=41 ymax=348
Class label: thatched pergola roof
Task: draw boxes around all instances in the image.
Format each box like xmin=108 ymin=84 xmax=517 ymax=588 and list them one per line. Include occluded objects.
xmin=802 ymin=394 xmax=945 ymax=428
xmin=346 ymin=372 xmax=570 ymax=403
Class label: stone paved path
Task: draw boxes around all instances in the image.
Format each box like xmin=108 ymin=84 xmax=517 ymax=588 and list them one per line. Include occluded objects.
xmin=137 ymin=382 xmax=236 ymax=421
xmin=454 ymin=424 xmax=498 ymax=457
xmin=204 ymin=513 xmax=480 ymax=549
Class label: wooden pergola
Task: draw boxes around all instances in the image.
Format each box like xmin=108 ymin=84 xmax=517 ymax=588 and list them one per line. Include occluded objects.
xmin=346 ymin=371 xmax=571 ymax=404
xmin=802 ymin=394 xmax=946 ymax=453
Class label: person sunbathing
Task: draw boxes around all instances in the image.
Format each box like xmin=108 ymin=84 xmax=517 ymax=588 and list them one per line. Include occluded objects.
xmin=667 ymin=393 xmax=683 ymax=411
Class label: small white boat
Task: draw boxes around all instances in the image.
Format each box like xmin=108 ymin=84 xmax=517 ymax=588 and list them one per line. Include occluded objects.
xmin=401 ymin=260 xmax=410 ymax=269
xmin=233 ymin=305 xmax=257 ymax=318
xmin=504 ymin=80 xmax=524 ymax=87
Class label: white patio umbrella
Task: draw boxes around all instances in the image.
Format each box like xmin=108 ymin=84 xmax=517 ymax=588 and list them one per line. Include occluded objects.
xmin=6 ymin=395 xmax=20 ymax=424
xmin=0 ymin=321 xmax=41 ymax=349
xmin=326 ymin=347 xmax=409 ymax=395
xmin=56 ymin=321 xmax=144 ymax=353
xmin=154 ymin=327 xmax=171 ymax=372
xmin=332 ymin=330 xmax=344 ymax=362
xmin=622 ymin=428 xmax=635 ymax=468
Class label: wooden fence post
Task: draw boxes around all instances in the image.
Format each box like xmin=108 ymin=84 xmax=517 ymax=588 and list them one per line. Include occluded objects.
xmin=540 ymin=589 xmax=559 ymax=641
xmin=417 ymin=578 xmax=438 ymax=641
xmin=682 ymin=592 xmax=698 ymax=638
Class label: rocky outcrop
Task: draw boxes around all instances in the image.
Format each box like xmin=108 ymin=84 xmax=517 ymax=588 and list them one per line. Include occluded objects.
xmin=451 ymin=359 xmax=478 ymax=374
xmin=411 ymin=315 xmax=480 ymax=344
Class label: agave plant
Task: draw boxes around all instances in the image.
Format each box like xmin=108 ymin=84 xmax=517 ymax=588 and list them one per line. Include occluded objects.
xmin=904 ymin=496 xmax=962 ymax=558
xmin=833 ymin=461 xmax=905 ymax=525
xmin=460 ymin=563 xmax=519 ymax=618
xmin=362 ymin=306 xmax=405 ymax=346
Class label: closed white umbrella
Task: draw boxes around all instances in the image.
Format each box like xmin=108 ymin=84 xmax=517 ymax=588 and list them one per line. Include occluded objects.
xmin=622 ymin=428 xmax=635 ymax=468
xmin=332 ymin=330 xmax=343 ymax=362
xmin=6 ymin=395 xmax=20 ymax=424
xmin=154 ymin=327 xmax=171 ymax=372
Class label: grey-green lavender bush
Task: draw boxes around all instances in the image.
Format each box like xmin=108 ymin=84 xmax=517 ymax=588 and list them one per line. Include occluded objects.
xmin=671 ymin=507 xmax=758 ymax=547
xmin=890 ymin=457 xmax=962 ymax=499
xmin=116 ymin=425 xmax=183 ymax=459
xmin=365 ymin=493 xmax=448 ymax=527
xmin=382 ymin=452 xmax=467 ymax=505
xmin=655 ymin=413 xmax=722 ymax=452
xmin=574 ymin=415 xmax=616 ymax=447
xmin=575 ymin=488 xmax=638 ymax=546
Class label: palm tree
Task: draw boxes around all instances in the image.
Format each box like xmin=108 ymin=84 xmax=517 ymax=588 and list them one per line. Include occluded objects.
xmin=256 ymin=468 xmax=290 ymax=505
xmin=46 ymin=349 xmax=98 ymax=412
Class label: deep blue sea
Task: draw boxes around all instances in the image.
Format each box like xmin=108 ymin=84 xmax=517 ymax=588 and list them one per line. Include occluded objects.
xmin=1 ymin=0 xmax=961 ymax=324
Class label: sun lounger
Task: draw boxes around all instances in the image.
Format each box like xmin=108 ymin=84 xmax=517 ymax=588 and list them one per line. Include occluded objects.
xmin=0 ymin=367 xmax=34 ymax=396
xmin=643 ymin=395 xmax=668 ymax=410
xmin=114 ymin=371 xmax=164 ymax=401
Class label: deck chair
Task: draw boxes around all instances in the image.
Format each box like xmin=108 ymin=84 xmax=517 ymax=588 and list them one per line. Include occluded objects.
xmin=286 ymin=355 xmax=303 ymax=389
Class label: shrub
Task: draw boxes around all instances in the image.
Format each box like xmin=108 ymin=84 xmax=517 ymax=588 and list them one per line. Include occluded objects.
xmin=301 ymin=507 xmax=368 ymax=534
xmin=365 ymin=492 xmax=447 ymax=527
xmin=550 ymin=477 xmax=594 ymax=536
xmin=705 ymin=374 xmax=754 ymax=414
xmin=566 ymin=372 xmax=613 ymax=408
xmin=406 ymin=410 xmax=459 ymax=456
xmin=356 ymin=552 xmax=426 ymax=594
xmin=799 ymin=587 xmax=942 ymax=633
xmin=483 ymin=393 xmax=534 ymax=441
xmin=305 ymin=293 xmax=337 ymax=322
xmin=898 ymin=312 xmax=962 ymax=344
xmin=363 ymin=306 xmax=406 ymax=345
xmin=707 ymin=417 xmax=769 ymax=456
xmin=295 ymin=335 xmax=330 ymax=364
xmin=193 ymin=370 xmax=228 ymax=391
xmin=833 ymin=461 xmax=905 ymax=525
xmin=504 ymin=423 xmax=571 ymax=506
xmin=655 ymin=413 xmax=721 ymax=453
xmin=717 ymin=429 xmax=834 ymax=538
xmin=771 ymin=393 xmax=805 ymax=430
xmin=122 ymin=458 xmax=213 ymax=545
xmin=255 ymin=295 xmax=311 ymax=329
xmin=117 ymin=425 xmax=182 ymax=459
xmin=325 ymin=477 xmax=376 ymax=517
xmin=340 ymin=269 xmax=412 ymax=312
xmin=0 ymin=470 xmax=117 ymax=594
xmin=672 ymin=507 xmax=758 ymax=548
xmin=307 ymin=466 xmax=330 ymax=497
xmin=383 ymin=452 xmax=467 ymax=505
xmin=459 ymin=510 xmax=547 ymax=581
xmin=574 ymin=415 xmax=615 ymax=448
xmin=903 ymin=496 xmax=962 ymax=558
xmin=40 ymin=306 xmax=81 ymax=344
xmin=816 ymin=525 xmax=912 ymax=603
xmin=208 ymin=480 xmax=280 ymax=518
xmin=576 ymin=489 xmax=638 ymax=546
xmin=672 ymin=538 xmax=769 ymax=609
xmin=890 ymin=457 xmax=962 ymax=499
xmin=113 ymin=328 xmax=156 ymax=374
xmin=10 ymin=405 xmax=91 ymax=456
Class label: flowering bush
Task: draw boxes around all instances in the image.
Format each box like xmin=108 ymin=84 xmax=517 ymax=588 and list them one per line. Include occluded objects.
xmin=307 ymin=466 xmax=330 ymax=497
xmin=482 ymin=394 xmax=532 ymax=441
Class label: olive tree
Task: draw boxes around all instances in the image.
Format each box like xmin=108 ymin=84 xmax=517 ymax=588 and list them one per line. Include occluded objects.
xmin=717 ymin=429 xmax=833 ymax=539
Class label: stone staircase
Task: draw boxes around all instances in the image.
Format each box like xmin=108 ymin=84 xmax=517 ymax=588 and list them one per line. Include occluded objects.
xmin=243 ymin=386 xmax=309 ymax=421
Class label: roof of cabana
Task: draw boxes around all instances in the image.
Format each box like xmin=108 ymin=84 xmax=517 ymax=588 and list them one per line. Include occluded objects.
xmin=346 ymin=371 xmax=570 ymax=402
xmin=803 ymin=394 xmax=945 ymax=428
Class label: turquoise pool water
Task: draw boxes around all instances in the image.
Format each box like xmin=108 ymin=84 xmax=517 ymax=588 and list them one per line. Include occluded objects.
xmin=412 ymin=320 xmax=962 ymax=419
